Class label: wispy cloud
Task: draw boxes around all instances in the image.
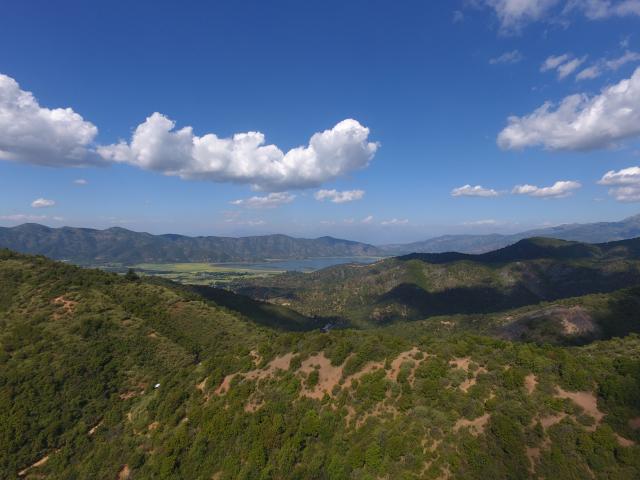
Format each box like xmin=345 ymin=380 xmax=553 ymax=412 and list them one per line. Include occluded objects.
xmin=451 ymin=184 xmax=500 ymax=197
xmin=489 ymin=49 xmax=523 ymax=64
xmin=230 ymin=192 xmax=295 ymax=208
xmin=31 ymin=198 xmax=56 ymax=208
xmin=314 ymin=189 xmax=365 ymax=203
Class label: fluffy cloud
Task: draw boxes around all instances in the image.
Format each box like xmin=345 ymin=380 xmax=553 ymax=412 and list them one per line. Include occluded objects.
xmin=479 ymin=0 xmax=640 ymax=31
xmin=0 ymin=74 xmax=100 ymax=166
xmin=31 ymin=198 xmax=56 ymax=208
xmin=512 ymin=180 xmax=581 ymax=198
xmin=99 ymin=113 xmax=378 ymax=191
xmin=498 ymin=67 xmax=640 ymax=150
xmin=0 ymin=72 xmax=377 ymax=190
xmin=541 ymin=54 xmax=587 ymax=79
xmin=74 ymin=178 xmax=88 ymax=185
xmin=451 ymin=184 xmax=500 ymax=197
xmin=314 ymin=189 xmax=365 ymax=203
xmin=230 ymin=192 xmax=295 ymax=208
xmin=361 ymin=215 xmax=374 ymax=224
xmin=577 ymin=50 xmax=640 ymax=81
xmin=489 ymin=50 xmax=523 ymax=64
xmin=598 ymin=165 xmax=640 ymax=201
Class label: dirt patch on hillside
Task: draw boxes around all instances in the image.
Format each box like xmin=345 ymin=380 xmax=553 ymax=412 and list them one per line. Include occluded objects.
xmin=615 ymin=434 xmax=635 ymax=447
xmin=525 ymin=374 xmax=537 ymax=395
xmin=555 ymin=387 xmax=604 ymax=427
xmin=52 ymin=295 xmax=78 ymax=319
xmin=250 ymin=349 xmax=262 ymax=366
xmin=538 ymin=413 xmax=567 ymax=429
xmin=387 ymin=347 xmax=422 ymax=383
xmin=454 ymin=413 xmax=490 ymax=435
xmin=629 ymin=417 xmax=640 ymax=429
xmin=196 ymin=378 xmax=207 ymax=393
xmin=118 ymin=464 xmax=131 ymax=479
xmin=450 ymin=357 xmax=487 ymax=392
xmin=299 ymin=352 xmax=344 ymax=399
xmin=215 ymin=353 xmax=294 ymax=396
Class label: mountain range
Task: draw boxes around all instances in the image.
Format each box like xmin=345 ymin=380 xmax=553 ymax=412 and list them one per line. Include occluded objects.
xmin=1 ymin=213 xmax=639 ymax=264
xmin=233 ymin=236 xmax=640 ymax=329
xmin=0 ymin=223 xmax=379 ymax=264
xmin=380 ymin=213 xmax=640 ymax=255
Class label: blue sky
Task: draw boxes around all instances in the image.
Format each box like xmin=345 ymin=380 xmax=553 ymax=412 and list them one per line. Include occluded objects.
xmin=1 ymin=0 xmax=640 ymax=243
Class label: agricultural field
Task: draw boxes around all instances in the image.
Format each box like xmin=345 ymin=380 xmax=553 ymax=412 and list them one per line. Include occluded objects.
xmin=127 ymin=263 xmax=283 ymax=286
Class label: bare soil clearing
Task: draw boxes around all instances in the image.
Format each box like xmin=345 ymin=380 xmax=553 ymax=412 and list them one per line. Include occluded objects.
xmin=454 ymin=413 xmax=490 ymax=435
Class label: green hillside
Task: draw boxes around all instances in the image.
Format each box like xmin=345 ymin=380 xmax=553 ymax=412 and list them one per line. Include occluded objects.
xmin=233 ymin=237 xmax=640 ymax=327
xmin=1 ymin=249 xmax=640 ymax=479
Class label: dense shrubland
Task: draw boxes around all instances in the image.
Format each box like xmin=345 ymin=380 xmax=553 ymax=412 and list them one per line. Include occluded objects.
xmin=1 ymin=249 xmax=640 ymax=479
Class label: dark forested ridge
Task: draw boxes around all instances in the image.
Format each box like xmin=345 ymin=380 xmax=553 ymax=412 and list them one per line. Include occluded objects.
xmin=1 ymin=249 xmax=640 ymax=478
xmin=0 ymin=223 xmax=382 ymax=264
xmin=232 ymin=236 xmax=640 ymax=327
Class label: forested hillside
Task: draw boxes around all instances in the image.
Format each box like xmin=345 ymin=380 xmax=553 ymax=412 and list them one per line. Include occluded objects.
xmin=0 ymin=224 xmax=381 ymax=264
xmin=1 ymin=249 xmax=640 ymax=479
xmin=233 ymin=237 xmax=640 ymax=327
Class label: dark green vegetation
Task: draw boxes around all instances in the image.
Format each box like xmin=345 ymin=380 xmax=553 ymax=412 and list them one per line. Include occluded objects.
xmin=233 ymin=237 xmax=640 ymax=331
xmin=0 ymin=223 xmax=380 ymax=264
xmin=2 ymin=247 xmax=640 ymax=479
xmin=380 ymin=213 xmax=640 ymax=255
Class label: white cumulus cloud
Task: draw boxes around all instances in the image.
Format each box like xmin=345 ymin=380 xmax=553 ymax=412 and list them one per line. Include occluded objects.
xmin=230 ymin=192 xmax=295 ymax=208
xmin=0 ymin=74 xmax=100 ymax=166
xmin=98 ymin=113 xmax=378 ymax=191
xmin=31 ymin=198 xmax=56 ymax=208
xmin=512 ymin=180 xmax=581 ymax=198
xmin=598 ymin=165 xmax=640 ymax=201
xmin=314 ymin=189 xmax=365 ymax=203
xmin=498 ymin=67 xmax=640 ymax=150
xmin=361 ymin=215 xmax=374 ymax=224
xmin=451 ymin=184 xmax=500 ymax=197
xmin=74 ymin=178 xmax=88 ymax=185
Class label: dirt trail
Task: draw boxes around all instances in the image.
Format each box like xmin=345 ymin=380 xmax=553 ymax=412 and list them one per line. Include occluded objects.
xmin=18 ymin=454 xmax=51 ymax=477
xmin=454 ymin=413 xmax=490 ymax=435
